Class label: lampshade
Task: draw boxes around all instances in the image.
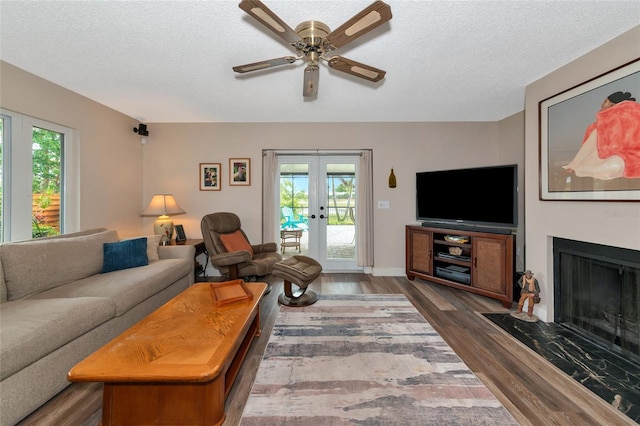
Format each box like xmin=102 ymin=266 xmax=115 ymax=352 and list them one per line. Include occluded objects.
xmin=140 ymin=194 xmax=186 ymax=217
xmin=140 ymin=194 xmax=186 ymax=244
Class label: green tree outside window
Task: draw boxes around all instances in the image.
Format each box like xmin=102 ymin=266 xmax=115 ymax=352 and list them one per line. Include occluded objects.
xmin=32 ymin=127 xmax=61 ymax=238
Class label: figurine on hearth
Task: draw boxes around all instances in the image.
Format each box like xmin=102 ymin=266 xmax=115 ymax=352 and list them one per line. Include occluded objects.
xmin=512 ymin=269 xmax=540 ymax=322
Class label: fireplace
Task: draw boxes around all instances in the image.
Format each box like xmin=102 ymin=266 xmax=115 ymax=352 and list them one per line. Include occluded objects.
xmin=553 ymin=238 xmax=640 ymax=365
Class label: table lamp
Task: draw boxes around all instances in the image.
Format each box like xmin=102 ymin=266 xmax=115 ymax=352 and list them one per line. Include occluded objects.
xmin=140 ymin=194 xmax=186 ymax=244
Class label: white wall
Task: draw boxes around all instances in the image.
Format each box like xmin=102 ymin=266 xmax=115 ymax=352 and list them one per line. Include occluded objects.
xmin=524 ymin=26 xmax=640 ymax=322
xmin=142 ymin=121 xmax=522 ymax=275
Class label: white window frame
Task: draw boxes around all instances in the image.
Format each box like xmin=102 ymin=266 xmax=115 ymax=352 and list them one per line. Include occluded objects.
xmin=1 ymin=113 xmax=13 ymax=242
xmin=1 ymin=109 xmax=79 ymax=241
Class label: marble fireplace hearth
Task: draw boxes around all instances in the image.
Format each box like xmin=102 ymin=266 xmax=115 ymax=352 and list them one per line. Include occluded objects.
xmin=487 ymin=238 xmax=640 ymax=423
xmin=485 ymin=312 xmax=640 ymax=423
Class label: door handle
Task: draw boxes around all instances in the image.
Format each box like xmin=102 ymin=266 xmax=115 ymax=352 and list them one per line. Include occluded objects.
xmin=310 ymin=214 xmax=316 ymax=219
xmin=320 ymin=214 xmax=325 ymax=219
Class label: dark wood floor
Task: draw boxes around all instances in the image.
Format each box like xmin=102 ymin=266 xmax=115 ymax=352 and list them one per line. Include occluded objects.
xmin=17 ymin=274 xmax=634 ymax=426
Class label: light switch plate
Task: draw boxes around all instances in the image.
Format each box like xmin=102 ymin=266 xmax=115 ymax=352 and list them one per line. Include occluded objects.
xmin=378 ymin=200 xmax=390 ymax=209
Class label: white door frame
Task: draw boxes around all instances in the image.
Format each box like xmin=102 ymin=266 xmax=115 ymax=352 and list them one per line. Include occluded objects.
xmin=277 ymin=153 xmax=362 ymax=272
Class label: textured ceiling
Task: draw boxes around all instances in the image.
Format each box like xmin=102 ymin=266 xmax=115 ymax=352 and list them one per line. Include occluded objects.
xmin=1 ymin=1 xmax=639 ymax=123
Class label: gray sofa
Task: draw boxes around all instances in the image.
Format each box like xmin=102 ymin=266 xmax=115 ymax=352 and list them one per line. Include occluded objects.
xmin=0 ymin=228 xmax=195 ymax=425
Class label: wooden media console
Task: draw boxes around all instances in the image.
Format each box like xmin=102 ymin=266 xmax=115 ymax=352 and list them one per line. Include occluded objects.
xmin=406 ymin=225 xmax=514 ymax=308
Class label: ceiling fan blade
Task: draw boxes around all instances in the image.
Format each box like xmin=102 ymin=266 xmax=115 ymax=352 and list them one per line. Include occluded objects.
xmin=232 ymin=56 xmax=298 ymax=73
xmin=239 ymin=0 xmax=304 ymax=47
xmin=303 ymin=65 xmax=319 ymax=97
xmin=327 ymin=56 xmax=386 ymax=82
xmin=324 ymin=1 xmax=392 ymax=50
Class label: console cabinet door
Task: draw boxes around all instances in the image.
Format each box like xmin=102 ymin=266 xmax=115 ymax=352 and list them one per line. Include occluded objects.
xmin=472 ymin=237 xmax=507 ymax=294
xmin=408 ymin=227 xmax=432 ymax=275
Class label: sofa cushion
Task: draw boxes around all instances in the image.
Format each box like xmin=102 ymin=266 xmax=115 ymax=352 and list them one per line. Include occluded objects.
xmin=40 ymin=227 xmax=108 ymax=240
xmin=29 ymin=258 xmax=192 ymax=316
xmin=122 ymin=234 xmax=161 ymax=261
xmin=145 ymin=235 xmax=161 ymax=261
xmin=0 ymin=230 xmax=119 ymax=301
xmin=0 ymin=297 xmax=116 ymax=380
xmin=102 ymin=238 xmax=149 ymax=273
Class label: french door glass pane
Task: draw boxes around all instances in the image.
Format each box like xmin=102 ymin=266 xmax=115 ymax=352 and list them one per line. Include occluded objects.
xmin=325 ymin=163 xmax=356 ymax=260
xmin=32 ymin=126 xmax=62 ymax=238
xmin=280 ymin=163 xmax=309 ymax=254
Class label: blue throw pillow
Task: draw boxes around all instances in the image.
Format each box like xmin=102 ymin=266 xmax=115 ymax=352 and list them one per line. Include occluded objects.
xmin=102 ymin=237 xmax=149 ymax=273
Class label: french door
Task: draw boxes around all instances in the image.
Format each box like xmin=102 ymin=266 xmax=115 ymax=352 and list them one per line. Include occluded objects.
xmin=278 ymin=155 xmax=361 ymax=271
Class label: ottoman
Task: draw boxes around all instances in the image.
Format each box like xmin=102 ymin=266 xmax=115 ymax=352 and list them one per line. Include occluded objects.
xmin=273 ymin=255 xmax=322 ymax=307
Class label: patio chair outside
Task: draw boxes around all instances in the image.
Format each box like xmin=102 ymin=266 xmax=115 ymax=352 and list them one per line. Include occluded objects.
xmin=281 ymin=206 xmax=308 ymax=230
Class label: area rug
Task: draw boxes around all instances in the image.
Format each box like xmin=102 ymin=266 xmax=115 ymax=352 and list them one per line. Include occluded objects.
xmin=240 ymin=294 xmax=518 ymax=425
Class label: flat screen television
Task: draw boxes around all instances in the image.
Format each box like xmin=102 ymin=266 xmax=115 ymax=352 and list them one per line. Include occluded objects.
xmin=416 ymin=164 xmax=518 ymax=230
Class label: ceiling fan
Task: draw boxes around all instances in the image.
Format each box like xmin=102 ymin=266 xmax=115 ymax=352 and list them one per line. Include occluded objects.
xmin=232 ymin=0 xmax=392 ymax=97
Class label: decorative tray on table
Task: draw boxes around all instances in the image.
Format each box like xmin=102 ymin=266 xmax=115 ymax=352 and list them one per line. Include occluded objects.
xmin=210 ymin=279 xmax=253 ymax=306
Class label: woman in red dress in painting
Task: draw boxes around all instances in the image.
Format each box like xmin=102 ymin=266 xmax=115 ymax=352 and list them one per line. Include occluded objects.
xmin=564 ymin=91 xmax=640 ymax=179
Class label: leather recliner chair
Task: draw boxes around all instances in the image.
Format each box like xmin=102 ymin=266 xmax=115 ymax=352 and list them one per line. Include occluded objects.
xmin=201 ymin=212 xmax=282 ymax=288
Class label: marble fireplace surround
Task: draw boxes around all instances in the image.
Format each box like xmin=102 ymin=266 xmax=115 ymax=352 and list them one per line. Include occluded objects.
xmin=553 ymin=237 xmax=639 ymax=365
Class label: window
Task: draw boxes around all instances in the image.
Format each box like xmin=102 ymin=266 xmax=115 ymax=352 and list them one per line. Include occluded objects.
xmin=32 ymin=126 xmax=63 ymax=238
xmin=0 ymin=110 xmax=78 ymax=241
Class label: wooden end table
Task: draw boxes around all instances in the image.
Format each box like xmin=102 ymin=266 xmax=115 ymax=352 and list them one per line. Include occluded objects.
xmin=169 ymin=238 xmax=207 ymax=281
xmin=67 ymin=282 xmax=267 ymax=426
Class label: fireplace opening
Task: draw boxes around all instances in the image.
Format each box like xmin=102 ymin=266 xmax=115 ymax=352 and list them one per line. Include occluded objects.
xmin=553 ymin=238 xmax=640 ymax=366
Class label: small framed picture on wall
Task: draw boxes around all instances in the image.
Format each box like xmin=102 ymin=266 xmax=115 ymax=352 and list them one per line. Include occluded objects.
xmin=229 ymin=158 xmax=251 ymax=186
xmin=199 ymin=163 xmax=221 ymax=191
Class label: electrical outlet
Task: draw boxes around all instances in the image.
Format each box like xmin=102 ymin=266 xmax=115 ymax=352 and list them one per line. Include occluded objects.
xmin=378 ymin=200 xmax=390 ymax=209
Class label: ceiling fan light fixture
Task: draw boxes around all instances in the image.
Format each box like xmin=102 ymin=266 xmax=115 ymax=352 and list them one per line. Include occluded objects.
xmin=295 ymin=20 xmax=330 ymax=46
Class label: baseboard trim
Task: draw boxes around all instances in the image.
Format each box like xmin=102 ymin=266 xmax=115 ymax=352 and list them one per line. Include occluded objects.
xmin=372 ymin=267 xmax=405 ymax=277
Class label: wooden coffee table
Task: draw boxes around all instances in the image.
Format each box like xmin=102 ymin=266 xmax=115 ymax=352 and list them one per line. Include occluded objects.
xmin=68 ymin=282 xmax=267 ymax=426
